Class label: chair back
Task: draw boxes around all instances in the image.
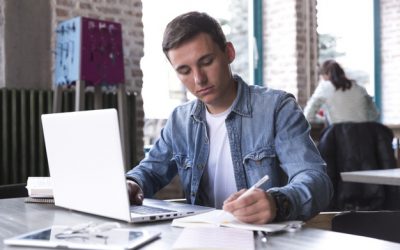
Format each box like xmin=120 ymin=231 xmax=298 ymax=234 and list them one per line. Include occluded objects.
xmin=0 ymin=183 xmax=28 ymax=199
xmin=332 ymin=211 xmax=400 ymax=243
xmin=318 ymin=122 xmax=400 ymax=210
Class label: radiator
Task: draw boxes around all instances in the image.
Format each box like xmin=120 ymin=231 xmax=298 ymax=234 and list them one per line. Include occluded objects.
xmin=0 ymin=88 xmax=137 ymax=185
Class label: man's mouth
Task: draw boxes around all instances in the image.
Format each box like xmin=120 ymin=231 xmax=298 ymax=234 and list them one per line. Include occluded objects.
xmin=197 ymin=86 xmax=214 ymax=95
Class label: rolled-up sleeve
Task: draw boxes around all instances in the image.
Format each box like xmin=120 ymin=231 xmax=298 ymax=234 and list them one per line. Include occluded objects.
xmin=270 ymin=93 xmax=333 ymax=220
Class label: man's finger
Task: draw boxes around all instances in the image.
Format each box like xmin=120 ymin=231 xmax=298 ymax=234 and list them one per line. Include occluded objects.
xmin=126 ymin=180 xmax=144 ymax=205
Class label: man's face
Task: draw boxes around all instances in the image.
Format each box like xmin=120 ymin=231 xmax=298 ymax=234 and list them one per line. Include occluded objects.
xmin=167 ymin=33 xmax=236 ymax=114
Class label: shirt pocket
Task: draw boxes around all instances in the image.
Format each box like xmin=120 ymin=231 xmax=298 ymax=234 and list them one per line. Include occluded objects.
xmin=173 ymin=154 xmax=193 ymax=188
xmin=174 ymin=154 xmax=192 ymax=168
xmin=243 ymin=147 xmax=276 ymax=188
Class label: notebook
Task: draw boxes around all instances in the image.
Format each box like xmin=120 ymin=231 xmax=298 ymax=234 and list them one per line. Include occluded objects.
xmin=172 ymin=209 xmax=304 ymax=233
xmin=41 ymin=109 xmax=214 ymax=223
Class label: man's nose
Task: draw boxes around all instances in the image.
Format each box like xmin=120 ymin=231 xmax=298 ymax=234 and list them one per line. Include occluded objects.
xmin=194 ymin=68 xmax=207 ymax=85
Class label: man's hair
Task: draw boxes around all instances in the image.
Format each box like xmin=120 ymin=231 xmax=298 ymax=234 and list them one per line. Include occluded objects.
xmin=162 ymin=11 xmax=227 ymax=57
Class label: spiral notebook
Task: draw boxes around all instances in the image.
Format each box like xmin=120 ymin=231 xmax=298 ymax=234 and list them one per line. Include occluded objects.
xmin=24 ymin=197 xmax=55 ymax=204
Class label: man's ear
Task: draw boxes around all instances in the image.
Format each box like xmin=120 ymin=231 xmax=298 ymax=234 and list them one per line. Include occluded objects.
xmin=225 ymin=42 xmax=236 ymax=63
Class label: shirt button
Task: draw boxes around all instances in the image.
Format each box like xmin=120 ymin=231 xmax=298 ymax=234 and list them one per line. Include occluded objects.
xmin=197 ymin=164 xmax=204 ymax=170
xmin=191 ymin=192 xmax=196 ymax=197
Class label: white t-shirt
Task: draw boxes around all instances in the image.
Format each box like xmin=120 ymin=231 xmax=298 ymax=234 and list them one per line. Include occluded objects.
xmin=205 ymin=107 xmax=237 ymax=209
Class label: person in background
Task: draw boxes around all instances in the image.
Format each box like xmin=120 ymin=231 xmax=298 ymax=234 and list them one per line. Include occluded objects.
xmin=304 ymin=59 xmax=379 ymax=125
xmin=126 ymin=11 xmax=333 ymax=224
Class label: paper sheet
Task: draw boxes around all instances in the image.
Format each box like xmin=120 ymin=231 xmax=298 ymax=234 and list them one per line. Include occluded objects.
xmin=172 ymin=227 xmax=254 ymax=250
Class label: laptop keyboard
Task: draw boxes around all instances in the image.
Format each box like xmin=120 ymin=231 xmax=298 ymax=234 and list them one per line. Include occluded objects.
xmin=130 ymin=205 xmax=177 ymax=214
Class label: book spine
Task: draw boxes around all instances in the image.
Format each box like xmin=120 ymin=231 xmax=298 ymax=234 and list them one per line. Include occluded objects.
xmin=24 ymin=197 xmax=54 ymax=204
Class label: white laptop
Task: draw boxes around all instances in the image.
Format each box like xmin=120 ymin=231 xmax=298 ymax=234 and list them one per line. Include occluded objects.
xmin=41 ymin=109 xmax=214 ymax=223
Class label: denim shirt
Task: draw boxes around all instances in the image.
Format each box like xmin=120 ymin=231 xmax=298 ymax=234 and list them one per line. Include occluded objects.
xmin=127 ymin=75 xmax=333 ymax=221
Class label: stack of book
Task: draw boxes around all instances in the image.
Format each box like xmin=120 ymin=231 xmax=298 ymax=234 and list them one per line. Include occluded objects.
xmin=25 ymin=177 xmax=54 ymax=204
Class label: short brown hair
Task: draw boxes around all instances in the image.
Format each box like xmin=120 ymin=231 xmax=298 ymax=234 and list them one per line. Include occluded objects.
xmin=162 ymin=11 xmax=227 ymax=57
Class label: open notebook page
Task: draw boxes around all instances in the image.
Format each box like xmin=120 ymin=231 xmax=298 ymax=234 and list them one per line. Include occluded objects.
xmin=172 ymin=209 xmax=303 ymax=233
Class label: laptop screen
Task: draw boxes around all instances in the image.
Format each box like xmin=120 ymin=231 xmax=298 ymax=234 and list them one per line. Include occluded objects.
xmin=42 ymin=109 xmax=132 ymax=222
xmin=42 ymin=109 xmax=215 ymax=223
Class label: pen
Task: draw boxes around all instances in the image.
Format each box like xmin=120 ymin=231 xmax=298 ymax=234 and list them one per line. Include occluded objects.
xmin=238 ymin=174 xmax=269 ymax=200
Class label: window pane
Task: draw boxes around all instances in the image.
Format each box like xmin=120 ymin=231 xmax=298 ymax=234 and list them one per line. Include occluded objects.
xmin=317 ymin=0 xmax=374 ymax=95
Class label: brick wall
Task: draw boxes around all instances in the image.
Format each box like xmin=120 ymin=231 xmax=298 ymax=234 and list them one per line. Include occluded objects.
xmin=51 ymin=0 xmax=145 ymax=161
xmin=263 ymin=0 xmax=318 ymax=107
xmin=263 ymin=0 xmax=298 ymax=96
xmin=295 ymin=0 xmax=318 ymax=106
xmin=381 ymin=0 xmax=400 ymax=124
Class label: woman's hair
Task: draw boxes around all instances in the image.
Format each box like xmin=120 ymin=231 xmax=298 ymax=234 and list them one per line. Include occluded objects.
xmin=319 ymin=60 xmax=354 ymax=91
xmin=162 ymin=11 xmax=227 ymax=58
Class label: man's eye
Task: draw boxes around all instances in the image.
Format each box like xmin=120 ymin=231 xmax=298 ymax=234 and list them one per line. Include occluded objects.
xmin=201 ymin=57 xmax=213 ymax=66
xmin=177 ymin=67 xmax=190 ymax=75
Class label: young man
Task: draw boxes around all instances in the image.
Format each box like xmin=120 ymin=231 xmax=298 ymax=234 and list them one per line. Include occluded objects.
xmin=126 ymin=11 xmax=333 ymax=224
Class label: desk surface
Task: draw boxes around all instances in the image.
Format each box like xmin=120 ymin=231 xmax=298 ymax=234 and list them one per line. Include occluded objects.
xmin=341 ymin=168 xmax=400 ymax=186
xmin=1 ymin=198 xmax=400 ymax=250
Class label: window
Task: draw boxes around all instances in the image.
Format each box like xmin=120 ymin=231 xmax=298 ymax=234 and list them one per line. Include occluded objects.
xmin=317 ymin=0 xmax=374 ymax=95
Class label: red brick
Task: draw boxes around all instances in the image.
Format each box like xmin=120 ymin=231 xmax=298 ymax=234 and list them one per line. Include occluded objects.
xmin=56 ymin=8 xmax=69 ymax=18
xmin=79 ymin=3 xmax=92 ymax=10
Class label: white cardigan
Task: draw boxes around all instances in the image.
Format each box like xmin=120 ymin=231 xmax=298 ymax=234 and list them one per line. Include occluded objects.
xmin=303 ymin=80 xmax=379 ymax=124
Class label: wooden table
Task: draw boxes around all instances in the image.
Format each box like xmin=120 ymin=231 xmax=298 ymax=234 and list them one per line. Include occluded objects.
xmin=341 ymin=168 xmax=400 ymax=186
xmin=1 ymin=198 xmax=400 ymax=250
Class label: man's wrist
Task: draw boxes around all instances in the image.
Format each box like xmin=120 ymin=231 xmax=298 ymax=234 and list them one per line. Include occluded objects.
xmin=126 ymin=176 xmax=142 ymax=187
xmin=269 ymin=191 xmax=292 ymax=222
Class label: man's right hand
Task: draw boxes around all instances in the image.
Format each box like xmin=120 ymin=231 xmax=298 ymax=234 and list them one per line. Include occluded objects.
xmin=126 ymin=180 xmax=144 ymax=205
